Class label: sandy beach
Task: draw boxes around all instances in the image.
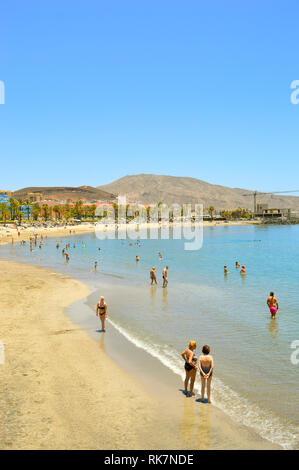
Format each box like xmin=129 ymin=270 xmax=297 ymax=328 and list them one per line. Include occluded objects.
xmin=0 ymin=219 xmax=263 ymax=247
xmin=0 ymin=255 xmax=282 ymax=449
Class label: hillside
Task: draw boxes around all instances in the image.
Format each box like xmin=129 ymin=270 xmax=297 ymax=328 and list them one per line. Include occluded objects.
xmin=13 ymin=186 xmax=115 ymax=203
xmin=97 ymin=174 xmax=299 ymax=211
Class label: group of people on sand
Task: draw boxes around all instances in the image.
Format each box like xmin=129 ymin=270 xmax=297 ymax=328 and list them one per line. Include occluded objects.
xmin=182 ymin=341 xmax=214 ymax=402
xmin=150 ymin=265 xmax=168 ymax=287
xmin=224 ymin=261 xmax=246 ymax=275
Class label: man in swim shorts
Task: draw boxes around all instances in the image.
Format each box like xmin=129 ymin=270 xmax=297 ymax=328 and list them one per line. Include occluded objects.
xmin=162 ymin=266 xmax=168 ymax=288
xmin=267 ymin=291 xmax=279 ymax=318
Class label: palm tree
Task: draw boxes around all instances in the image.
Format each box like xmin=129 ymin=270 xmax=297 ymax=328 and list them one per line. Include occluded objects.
xmin=0 ymin=203 xmax=10 ymax=222
xmin=24 ymin=199 xmax=32 ymax=220
xmin=42 ymin=204 xmax=51 ymax=221
xmin=8 ymin=197 xmax=18 ymax=220
xmin=53 ymin=205 xmax=62 ymax=220
xmin=208 ymin=206 xmax=215 ymax=220
xmin=31 ymin=203 xmax=41 ymax=221
xmin=73 ymin=200 xmax=83 ymax=219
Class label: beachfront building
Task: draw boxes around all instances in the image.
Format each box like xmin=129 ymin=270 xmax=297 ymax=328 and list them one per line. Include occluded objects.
xmin=0 ymin=190 xmax=12 ymax=202
xmin=27 ymin=192 xmax=42 ymax=203
xmin=262 ymin=208 xmax=291 ymax=220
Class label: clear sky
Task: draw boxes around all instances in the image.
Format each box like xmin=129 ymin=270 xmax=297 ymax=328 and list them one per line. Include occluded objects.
xmin=1 ymin=0 xmax=299 ymax=192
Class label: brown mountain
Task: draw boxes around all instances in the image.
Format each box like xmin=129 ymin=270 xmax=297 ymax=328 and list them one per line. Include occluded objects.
xmin=13 ymin=185 xmax=115 ymax=203
xmin=97 ymin=174 xmax=299 ymax=211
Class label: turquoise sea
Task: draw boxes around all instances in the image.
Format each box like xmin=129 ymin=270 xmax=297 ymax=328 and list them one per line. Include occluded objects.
xmin=1 ymin=225 xmax=298 ymax=449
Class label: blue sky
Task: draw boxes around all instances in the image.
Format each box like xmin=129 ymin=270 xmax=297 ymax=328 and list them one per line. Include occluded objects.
xmin=0 ymin=0 xmax=299 ymax=192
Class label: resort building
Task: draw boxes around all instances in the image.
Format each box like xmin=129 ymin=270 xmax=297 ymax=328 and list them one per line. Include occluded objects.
xmin=0 ymin=190 xmax=12 ymax=204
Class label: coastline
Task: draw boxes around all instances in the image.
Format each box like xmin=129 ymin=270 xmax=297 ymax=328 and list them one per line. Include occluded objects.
xmin=0 ymin=257 xmax=282 ymax=449
xmin=0 ymin=220 xmax=262 ymax=247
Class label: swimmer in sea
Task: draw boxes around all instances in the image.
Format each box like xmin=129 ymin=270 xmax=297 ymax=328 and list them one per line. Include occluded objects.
xmin=181 ymin=341 xmax=198 ymax=397
xmin=150 ymin=267 xmax=157 ymax=285
xmin=94 ymin=261 xmax=98 ymax=271
xmin=198 ymin=345 xmax=214 ymax=403
xmin=136 ymin=255 xmax=140 ymax=262
xmin=96 ymin=296 xmax=108 ymax=332
xmin=224 ymin=265 xmax=229 ymax=274
xmin=65 ymin=253 xmax=70 ymax=263
xmin=162 ymin=266 xmax=168 ymax=287
xmin=240 ymin=265 xmax=246 ymax=275
xmin=235 ymin=261 xmax=241 ymax=268
xmin=267 ymin=291 xmax=279 ymax=319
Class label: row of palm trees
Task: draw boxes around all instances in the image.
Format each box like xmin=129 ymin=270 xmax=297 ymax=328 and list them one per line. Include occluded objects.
xmin=0 ymin=197 xmax=254 ymax=224
xmin=0 ymin=198 xmax=98 ymax=223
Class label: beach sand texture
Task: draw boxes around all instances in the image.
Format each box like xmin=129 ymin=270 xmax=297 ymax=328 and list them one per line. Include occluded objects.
xmin=0 ymin=258 xmax=281 ymax=449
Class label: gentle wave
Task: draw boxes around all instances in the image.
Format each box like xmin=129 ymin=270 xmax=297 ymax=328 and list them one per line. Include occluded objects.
xmin=107 ymin=317 xmax=298 ymax=450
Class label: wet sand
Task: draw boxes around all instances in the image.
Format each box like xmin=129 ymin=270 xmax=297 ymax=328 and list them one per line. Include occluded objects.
xmin=0 ymin=258 xmax=281 ymax=449
xmin=0 ymin=259 xmax=182 ymax=449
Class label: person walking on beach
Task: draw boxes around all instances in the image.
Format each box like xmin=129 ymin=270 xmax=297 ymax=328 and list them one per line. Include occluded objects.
xmin=94 ymin=261 xmax=98 ymax=271
xmin=150 ymin=267 xmax=157 ymax=285
xmin=162 ymin=266 xmax=168 ymax=287
xmin=198 ymin=345 xmax=214 ymax=403
xmin=181 ymin=341 xmax=198 ymax=397
xmin=96 ymin=296 xmax=108 ymax=332
xmin=267 ymin=292 xmax=279 ymax=319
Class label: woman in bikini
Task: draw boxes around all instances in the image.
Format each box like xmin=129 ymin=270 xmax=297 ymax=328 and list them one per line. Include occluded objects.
xmin=181 ymin=340 xmax=198 ymax=397
xmin=96 ymin=296 xmax=108 ymax=332
xmin=198 ymin=345 xmax=214 ymax=403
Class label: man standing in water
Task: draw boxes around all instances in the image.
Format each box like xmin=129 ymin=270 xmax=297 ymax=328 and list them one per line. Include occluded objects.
xmin=150 ymin=267 xmax=157 ymax=285
xmin=267 ymin=292 xmax=279 ymax=319
xmin=96 ymin=296 xmax=108 ymax=332
xmin=162 ymin=266 xmax=168 ymax=288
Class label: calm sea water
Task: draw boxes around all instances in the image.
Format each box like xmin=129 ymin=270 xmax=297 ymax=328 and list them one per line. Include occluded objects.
xmin=1 ymin=225 xmax=298 ymax=448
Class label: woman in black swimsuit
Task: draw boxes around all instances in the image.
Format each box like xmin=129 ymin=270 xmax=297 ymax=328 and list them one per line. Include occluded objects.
xmin=96 ymin=296 xmax=107 ymax=332
xmin=198 ymin=345 xmax=214 ymax=403
xmin=181 ymin=341 xmax=198 ymax=397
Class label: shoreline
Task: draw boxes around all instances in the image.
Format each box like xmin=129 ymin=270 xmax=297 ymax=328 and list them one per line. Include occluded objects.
xmin=0 ymin=257 xmax=282 ymax=449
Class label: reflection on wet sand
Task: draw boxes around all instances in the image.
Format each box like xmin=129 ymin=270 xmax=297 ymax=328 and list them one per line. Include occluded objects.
xmin=150 ymin=285 xmax=157 ymax=303
xmin=99 ymin=332 xmax=106 ymax=352
xmin=179 ymin=396 xmax=211 ymax=449
xmin=162 ymin=287 xmax=168 ymax=311
xmin=196 ymin=402 xmax=211 ymax=449
xmin=268 ymin=318 xmax=278 ymax=341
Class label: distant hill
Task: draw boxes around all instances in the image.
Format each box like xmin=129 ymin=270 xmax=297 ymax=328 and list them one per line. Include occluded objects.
xmin=13 ymin=186 xmax=116 ymax=203
xmin=97 ymin=174 xmax=299 ymax=211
